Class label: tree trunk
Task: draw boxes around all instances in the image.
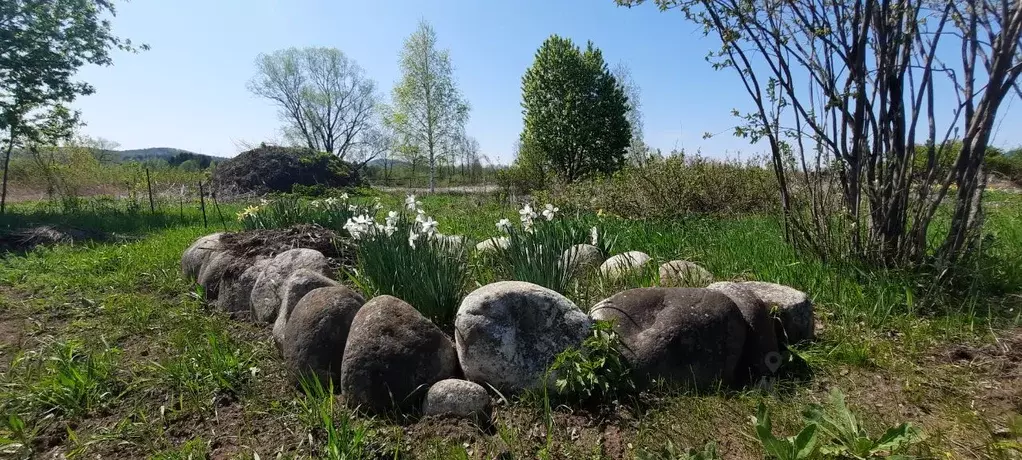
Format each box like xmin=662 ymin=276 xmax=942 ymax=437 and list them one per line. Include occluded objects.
xmin=1 ymin=133 xmax=15 ymax=215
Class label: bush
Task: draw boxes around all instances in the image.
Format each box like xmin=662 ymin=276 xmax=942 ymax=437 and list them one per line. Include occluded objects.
xmin=547 ymin=321 xmax=633 ymax=405
xmin=547 ymin=154 xmax=778 ymax=218
xmin=989 ymin=150 xmax=1022 ymax=185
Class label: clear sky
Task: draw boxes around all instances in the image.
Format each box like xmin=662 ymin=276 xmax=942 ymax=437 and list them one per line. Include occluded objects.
xmin=74 ymin=0 xmax=1022 ymax=163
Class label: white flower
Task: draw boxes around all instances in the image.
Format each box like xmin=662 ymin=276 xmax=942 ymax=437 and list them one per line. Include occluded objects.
xmin=590 ymin=226 xmax=599 ymax=246
xmin=343 ymin=214 xmax=373 ymax=239
xmin=348 ymin=204 xmax=358 ymax=212
xmin=383 ymin=223 xmax=397 ymax=236
xmin=385 ymin=210 xmax=399 ymax=226
xmin=496 ymin=218 xmax=512 ymax=232
xmin=324 ymin=197 xmax=339 ymax=206
xmin=419 ymin=216 xmax=438 ymax=236
xmin=260 ymin=198 xmax=270 ymax=206
xmin=405 ymin=194 xmax=421 ymax=211
xmin=408 ymin=228 xmax=420 ymax=249
xmin=542 ymin=203 xmax=559 ymax=221
xmin=519 ymin=203 xmax=537 ymax=231
xmin=340 ymin=193 xmax=349 ymax=201
xmin=310 ymin=200 xmax=322 ymax=209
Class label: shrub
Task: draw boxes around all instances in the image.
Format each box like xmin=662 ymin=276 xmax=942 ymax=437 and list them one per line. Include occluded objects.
xmin=989 ymin=150 xmax=1022 ymax=185
xmin=348 ymin=197 xmax=469 ymax=326
xmin=548 ymin=153 xmax=778 ymax=218
xmin=547 ymin=320 xmax=633 ymax=405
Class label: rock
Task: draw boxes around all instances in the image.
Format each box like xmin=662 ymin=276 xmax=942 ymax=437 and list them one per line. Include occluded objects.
xmin=250 ymin=248 xmax=331 ymax=323
xmin=706 ymin=282 xmax=780 ymax=381
xmin=340 ymin=296 xmax=457 ymax=414
xmin=736 ymin=281 xmax=814 ymax=344
xmin=216 ymin=257 xmax=270 ymax=318
xmin=599 ymin=251 xmax=652 ymax=281
xmin=475 ymin=236 xmax=509 ymax=253
xmin=181 ymin=233 xmax=223 ymax=279
xmin=561 ymin=244 xmax=604 ymax=273
xmin=659 ymin=260 xmax=714 ymax=287
xmin=273 ymin=269 xmax=339 ymax=351
xmin=422 ymin=379 xmax=492 ymax=423
xmin=283 ymin=286 xmax=365 ymax=384
xmin=197 ymin=251 xmax=243 ymax=300
xmin=590 ymin=288 xmax=747 ymax=389
xmin=455 ymin=281 xmax=591 ymax=393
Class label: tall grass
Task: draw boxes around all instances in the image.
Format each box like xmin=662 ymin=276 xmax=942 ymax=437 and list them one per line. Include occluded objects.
xmin=237 ymin=194 xmax=376 ymax=232
xmin=298 ymin=375 xmax=369 ymax=460
xmin=1 ymin=341 xmax=122 ymax=419
xmin=493 ymin=218 xmax=590 ymax=294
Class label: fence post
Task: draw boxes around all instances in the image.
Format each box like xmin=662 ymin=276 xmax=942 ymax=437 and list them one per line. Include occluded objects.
xmin=211 ymin=189 xmax=227 ymax=231
xmin=145 ymin=168 xmax=156 ymax=214
xmin=198 ymin=180 xmax=208 ymax=229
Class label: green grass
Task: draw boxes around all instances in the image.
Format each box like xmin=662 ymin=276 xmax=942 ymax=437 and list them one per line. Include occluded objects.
xmin=0 ymin=190 xmax=1019 ymax=458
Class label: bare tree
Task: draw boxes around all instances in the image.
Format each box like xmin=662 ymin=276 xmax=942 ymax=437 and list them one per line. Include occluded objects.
xmin=249 ymin=47 xmax=381 ymax=164
xmin=613 ymin=62 xmax=651 ymax=165
xmin=620 ymin=0 xmax=1022 ymax=276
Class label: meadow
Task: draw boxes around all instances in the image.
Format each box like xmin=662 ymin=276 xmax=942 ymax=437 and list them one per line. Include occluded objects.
xmin=0 ymin=189 xmax=1021 ymax=459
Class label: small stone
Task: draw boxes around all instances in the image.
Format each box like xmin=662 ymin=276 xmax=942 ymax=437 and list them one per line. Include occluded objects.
xmin=561 ymin=244 xmax=604 ymax=274
xmin=659 ymin=260 xmax=714 ymax=287
xmin=475 ymin=236 xmax=510 ymax=253
xmin=422 ymin=379 xmax=492 ymax=423
xmin=599 ymin=251 xmax=651 ymax=281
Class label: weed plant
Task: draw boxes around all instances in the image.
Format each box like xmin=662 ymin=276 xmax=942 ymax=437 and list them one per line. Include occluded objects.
xmin=298 ymin=375 xmax=369 ymax=460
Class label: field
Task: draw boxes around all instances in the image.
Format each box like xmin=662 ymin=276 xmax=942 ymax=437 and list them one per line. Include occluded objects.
xmin=1 ymin=190 xmax=1021 ymax=459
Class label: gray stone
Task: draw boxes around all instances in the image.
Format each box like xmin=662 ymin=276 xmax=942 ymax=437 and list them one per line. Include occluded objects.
xmin=340 ymin=295 xmax=458 ymax=414
xmin=736 ymin=281 xmax=814 ymax=344
xmin=273 ymin=269 xmax=339 ymax=351
xmin=561 ymin=244 xmax=604 ymax=274
xmin=659 ymin=260 xmax=714 ymax=287
xmin=250 ymin=248 xmax=331 ymax=323
xmin=422 ymin=379 xmax=492 ymax=422
xmin=706 ymin=281 xmax=781 ymax=382
xmin=590 ymin=287 xmax=747 ymax=389
xmin=475 ymin=236 xmax=509 ymax=253
xmin=197 ymin=251 xmax=243 ymax=300
xmin=455 ymin=281 xmax=591 ymax=393
xmin=599 ymin=251 xmax=651 ymax=281
xmin=181 ymin=233 xmax=223 ymax=279
xmin=216 ymin=257 xmax=270 ymax=318
xmin=283 ymin=286 xmax=365 ymax=384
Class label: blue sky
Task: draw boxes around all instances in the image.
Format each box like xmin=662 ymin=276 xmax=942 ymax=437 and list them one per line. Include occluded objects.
xmin=74 ymin=0 xmax=1022 ymax=163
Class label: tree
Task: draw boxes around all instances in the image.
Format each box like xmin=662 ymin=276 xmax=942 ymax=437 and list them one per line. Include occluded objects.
xmin=1 ymin=0 xmax=144 ymax=214
xmin=520 ymin=35 xmax=631 ymax=182
xmin=391 ymin=20 xmax=470 ymax=193
xmin=249 ymin=47 xmax=382 ymax=165
xmin=613 ymin=62 xmax=651 ymax=165
xmin=619 ymin=0 xmax=1022 ymax=276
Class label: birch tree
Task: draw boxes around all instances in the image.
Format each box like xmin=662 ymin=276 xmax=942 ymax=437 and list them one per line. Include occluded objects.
xmin=391 ymin=20 xmax=470 ymax=193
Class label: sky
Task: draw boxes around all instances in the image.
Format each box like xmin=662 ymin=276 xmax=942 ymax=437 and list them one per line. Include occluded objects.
xmin=74 ymin=0 xmax=1022 ymax=164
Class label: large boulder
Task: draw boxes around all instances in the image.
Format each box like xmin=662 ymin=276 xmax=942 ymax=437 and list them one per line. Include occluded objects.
xmin=216 ymin=258 xmax=270 ymax=318
xmin=600 ymin=251 xmax=652 ymax=281
xmin=340 ymin=296 xmax=458 ymax=414
xmin=590 ymin=288 xmax=747 ymax=389
xmin=706 ymin=282 xmax=781 ymax=382
xmin=283 ymin=286 xmax=365 ymax=384
xmin=272 ymin=269 xmax=339 ymax=350
xmin=422 ymin=379 xmax=492 ymax=423
xmin=210 ymin=145 xmax=360 ymax=198
xmin=561 ymin=244 xmax=604 ymax=274
xmin=250 ymin=248 xmax=331 ymax=323
xmin=181 ymin=233 xmax=223 ymax=279
xmin=735 ymin=281 xmax=814 ymax=344
xmin=196 ymin=251 xmax=244 ymax=300
xmin=455 ymin=281 xmax=591 ymax=393
xmin=659 ymin=260 xmax=714 ymax=287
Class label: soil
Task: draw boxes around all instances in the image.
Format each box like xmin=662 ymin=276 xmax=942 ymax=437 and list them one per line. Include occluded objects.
xmin=219 ymin=224 xmax=354 ymax=266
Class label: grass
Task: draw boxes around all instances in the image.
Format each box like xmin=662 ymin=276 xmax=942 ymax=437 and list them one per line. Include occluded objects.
xmin=0 ymin=190 xmax=1019 ymax=458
